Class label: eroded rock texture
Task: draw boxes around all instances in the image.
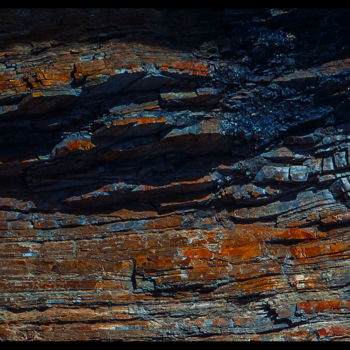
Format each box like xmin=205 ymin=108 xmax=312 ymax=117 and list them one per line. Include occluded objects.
xmin=1 ymin=8 xmax=350 ymax=341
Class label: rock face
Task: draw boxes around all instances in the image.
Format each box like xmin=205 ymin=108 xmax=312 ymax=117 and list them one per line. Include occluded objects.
xmin=1 ymin=8 xmax=350 ymax=341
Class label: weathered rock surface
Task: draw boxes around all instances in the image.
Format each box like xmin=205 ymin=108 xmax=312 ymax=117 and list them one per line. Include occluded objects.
xmin=1 ymin=8 xmax=350 ymax=341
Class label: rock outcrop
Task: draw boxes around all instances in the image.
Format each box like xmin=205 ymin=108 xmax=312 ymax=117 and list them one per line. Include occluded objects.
xmin=1 ymin=8 xmax=350 ymax=341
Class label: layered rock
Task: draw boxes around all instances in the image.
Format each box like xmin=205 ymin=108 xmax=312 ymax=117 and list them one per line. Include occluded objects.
xmin=1 ymin=8 xmax=350 ymax=341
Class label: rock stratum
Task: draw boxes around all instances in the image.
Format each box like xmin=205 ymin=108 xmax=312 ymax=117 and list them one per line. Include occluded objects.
xmin=1 ymin=8 xmax=350 ymax=341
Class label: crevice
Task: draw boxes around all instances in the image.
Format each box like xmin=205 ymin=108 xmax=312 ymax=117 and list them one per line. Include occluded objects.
xmin=131 ymin=258 xmax=137 ymax=292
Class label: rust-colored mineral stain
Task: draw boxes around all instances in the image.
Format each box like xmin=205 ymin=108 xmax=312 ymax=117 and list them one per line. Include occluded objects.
xmin=112 ymin=116 xmax=166 ymax=126
xmin=290 ymin=241 xmax=349 ymax=259
xmin=66 ymin=139 xmax=95 ymax=152
xmin=160 ymin=60 xmax=210 ymax=76
xmin=284 ymin=329 xmax=312 ymax=341
xmin=297 ymin=300 xmax=348 ymax=314
xmin=274 ymin=171 xmax=283 ymax=181
xmin=31 ymin=91 xmax=43 ymax=98
xmin=146 ymin=215 xmax=182 ymax=230
xmin=144 ymin=104 xmax=161 ymax=110
xmin=281 ymin=227 xmax=317 ymax=240
xmin=238 ymin=275 xmax=278 ymax=296
xmin=317 ymin=325 xmax=350 ymax=338
xmin=183 ymin=247 xmax=213 ymax=260
xmin=251 ymin=191 xmax=262 ymax=198
xmin=221 ymin=244 xmax=261 ymax=261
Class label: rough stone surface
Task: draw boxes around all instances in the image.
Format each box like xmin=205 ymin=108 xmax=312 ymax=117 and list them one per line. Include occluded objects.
xmin=1 ymin=8 xmax=350 ymax=341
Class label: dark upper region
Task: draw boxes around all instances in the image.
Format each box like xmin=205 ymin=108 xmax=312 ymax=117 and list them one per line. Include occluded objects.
xmin=1 ymin=8 xmax=349 ymax=69
xmin=0 ymin=8 xmax=226 ymax=51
